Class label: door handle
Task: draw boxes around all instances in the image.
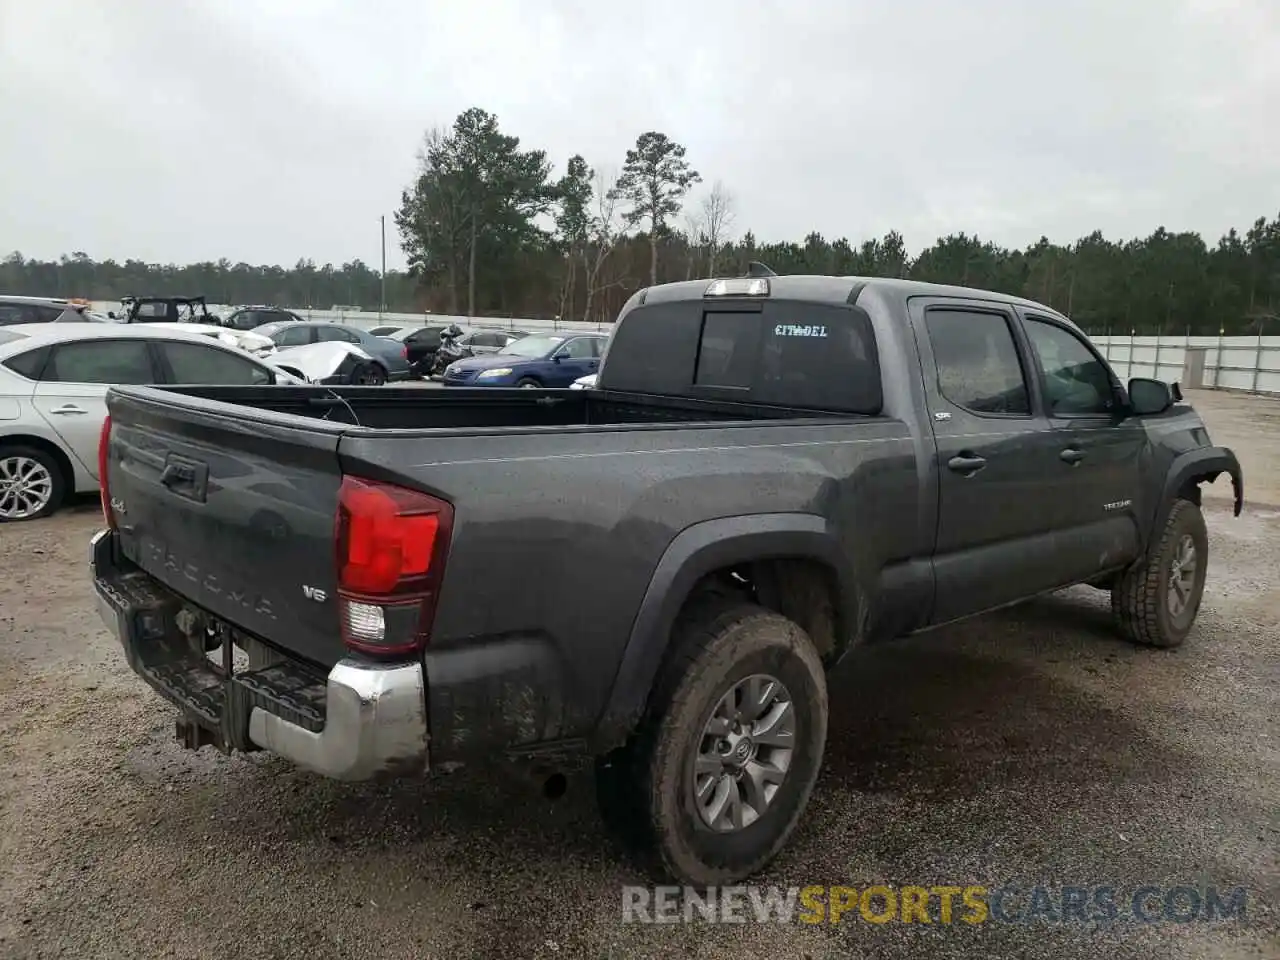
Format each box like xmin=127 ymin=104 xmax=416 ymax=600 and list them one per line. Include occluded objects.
xmin=947 ymin=453 xmax=987 ymax=475
xmin=50 ymin=405 xmax=88 ymax=415
xmin=1060 ymin=447 xmax=1086 ymax=465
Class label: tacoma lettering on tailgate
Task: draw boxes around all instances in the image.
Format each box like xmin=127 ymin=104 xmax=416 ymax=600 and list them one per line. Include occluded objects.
xmin=145 ymin=541 xmax=277 ymax=619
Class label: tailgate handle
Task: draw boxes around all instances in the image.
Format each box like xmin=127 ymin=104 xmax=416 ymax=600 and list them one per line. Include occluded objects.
xmin=159 ymin=455 xmax=209 ymax=503
xmin=160 ymin=464 xmax=192 ymax=487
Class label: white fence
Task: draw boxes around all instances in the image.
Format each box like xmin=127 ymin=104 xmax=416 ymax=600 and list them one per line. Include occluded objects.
xmin=1092 ymin=334 xmax=1280 ymax=395
xmin=299 ymin=309 xmax=610 ymax=335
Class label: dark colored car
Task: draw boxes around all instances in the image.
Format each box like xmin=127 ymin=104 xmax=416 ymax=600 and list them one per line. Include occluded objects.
xmin=92 ymin=273 xmax=1242 ymax=888
xmin=442 ymin=332 xmax=605 ymax=387
xmin=384 ymin=325 xmax=446 ymax=376
xmin=251 ymin=320 xmax=413 ymax=382
xmin=117 ymin=296 xmax=218 ymax=325
xmin=224 ymin=306 xmax=307 ymax=331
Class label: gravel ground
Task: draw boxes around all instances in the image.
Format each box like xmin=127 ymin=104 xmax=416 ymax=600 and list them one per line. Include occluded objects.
xmin=1 ymin=390 xmax=1277 ymax=960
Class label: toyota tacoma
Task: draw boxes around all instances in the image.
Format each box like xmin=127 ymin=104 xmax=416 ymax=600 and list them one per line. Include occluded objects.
xmin=90 ymin=274 xmax=1243 ymax=884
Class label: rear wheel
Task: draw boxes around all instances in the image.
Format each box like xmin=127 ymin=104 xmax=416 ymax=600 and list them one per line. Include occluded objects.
xmin=354 ymin=362 xmax=387 ymax=386
xmin=0 ymin=446 xmax=65 ymax=521
xmin=1111 ymin=498 xmax=1208 ymax=648
xmin=596 ymin=599 xmax=828 ymax=884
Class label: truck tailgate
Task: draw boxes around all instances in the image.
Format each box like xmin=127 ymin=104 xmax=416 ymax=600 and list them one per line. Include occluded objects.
xmin=105 ymin=388 xmax=349 ymax=667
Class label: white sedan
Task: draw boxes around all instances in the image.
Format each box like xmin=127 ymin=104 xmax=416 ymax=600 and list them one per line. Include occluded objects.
xmin=0 ymin=323 xmax=301 ymax=521
xmin=138 ymin=322 xmax=276 ymax=358
xmin=569 ymin=373 xmax=597 ymax=390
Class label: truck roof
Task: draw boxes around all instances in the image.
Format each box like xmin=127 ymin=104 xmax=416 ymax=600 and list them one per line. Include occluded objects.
xmin=640 ymin=274 xmax=1070 ymax=321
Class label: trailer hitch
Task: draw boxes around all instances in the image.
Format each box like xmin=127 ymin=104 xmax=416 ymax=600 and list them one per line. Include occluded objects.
xmin=175 ymin=719 xmax=225 ymax=753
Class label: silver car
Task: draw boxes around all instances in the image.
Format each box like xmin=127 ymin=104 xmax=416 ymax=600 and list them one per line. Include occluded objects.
xmin=0 ymin=295 xmax=90 ymax=325
xmin=0 ymin=323 xmax=298 ymax=521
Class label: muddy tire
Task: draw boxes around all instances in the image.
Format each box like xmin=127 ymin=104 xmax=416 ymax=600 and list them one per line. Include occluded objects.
xmin=596 ymin=599 xmax=827 ymax=885
xmin=1111 ymin=498 xmax=1209 ymax=648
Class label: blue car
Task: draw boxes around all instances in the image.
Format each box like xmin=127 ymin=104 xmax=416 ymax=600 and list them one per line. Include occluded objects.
xmin=442 ymin=332 xmax=608 ymax=388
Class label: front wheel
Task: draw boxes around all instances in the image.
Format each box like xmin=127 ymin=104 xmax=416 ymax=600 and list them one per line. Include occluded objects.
xmin=1111 ymin=498 xmax=1209 ymax=648
xmin=597 ymin=600 xmax=828 ymax=885
xmin=516 ymin=377 xmax=540 ymax=389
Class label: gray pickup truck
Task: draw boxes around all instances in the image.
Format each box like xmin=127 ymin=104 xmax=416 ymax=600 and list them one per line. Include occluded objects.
xmin=91 ymin=275 xmax=1243 ymax=885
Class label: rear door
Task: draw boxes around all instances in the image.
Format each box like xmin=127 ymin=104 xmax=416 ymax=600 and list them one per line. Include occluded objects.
xmin=912 ymin=299 xmax=1068 ymax=624
xmin=31 ymin=338 xmax=160 ymax=478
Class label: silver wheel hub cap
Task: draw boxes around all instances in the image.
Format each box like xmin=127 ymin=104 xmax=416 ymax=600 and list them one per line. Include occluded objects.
xmin=693 ymin=674 xmax=795 ymax=832
xmin=0 ymin=456 xmax=54 ymax=519
xmin=1167 ymin=534 xmax=1198 ymax=618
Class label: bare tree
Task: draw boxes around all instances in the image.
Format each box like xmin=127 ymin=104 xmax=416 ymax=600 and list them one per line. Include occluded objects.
xmin=682 ymin=212 xmax=704 ymax=280
xmin=700 ymin=181 xmax=736 ymax=277
xmin=582 ymin=168 xmax=629 ymax=323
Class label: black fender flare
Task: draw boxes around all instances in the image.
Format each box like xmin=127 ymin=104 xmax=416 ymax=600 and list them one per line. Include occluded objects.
xmin=591 ymin=513 xmax=855 ymax=750
xmin=1150 ymin=446 xmax=1243 ymax=543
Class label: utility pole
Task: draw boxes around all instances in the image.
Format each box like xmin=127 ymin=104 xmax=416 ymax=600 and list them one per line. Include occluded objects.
xmin=379 ymin=215 xmax=387 ymax=317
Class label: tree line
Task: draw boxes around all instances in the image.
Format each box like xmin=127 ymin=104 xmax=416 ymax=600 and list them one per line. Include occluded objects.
xmin=4 ymin=106 xmax=1279 ymax=335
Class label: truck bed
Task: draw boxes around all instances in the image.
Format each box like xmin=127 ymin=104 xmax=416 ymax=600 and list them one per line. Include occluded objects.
xmin=156 ymin=384 xmax=849 ymax=432
xmin=102 ymin=379 xmax=916 ymax=762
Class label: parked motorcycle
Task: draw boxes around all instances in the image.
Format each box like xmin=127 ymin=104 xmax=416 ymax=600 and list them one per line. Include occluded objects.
xmin=430 ymin=324 xmax=468 ymax=376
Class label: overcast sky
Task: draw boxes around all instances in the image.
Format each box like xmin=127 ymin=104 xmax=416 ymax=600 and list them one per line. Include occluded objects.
xmin=1 ymin=0 xmax=1276 ymax=270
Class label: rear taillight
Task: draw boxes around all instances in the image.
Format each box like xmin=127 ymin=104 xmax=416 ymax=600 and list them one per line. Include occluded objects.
xmin=98 ymin=415 xmax=115 ymax=528
xmin=401 ymin=345 xmax=409 ymax=360
xmin=335 ymin=476 xmax=453 ymax=658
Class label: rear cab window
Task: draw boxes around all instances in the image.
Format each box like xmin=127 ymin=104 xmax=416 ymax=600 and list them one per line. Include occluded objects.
xmin=602 ymin=300 xmax=882 ymax=414
xmin=924 ymin=308 xmax=1032 ymax=416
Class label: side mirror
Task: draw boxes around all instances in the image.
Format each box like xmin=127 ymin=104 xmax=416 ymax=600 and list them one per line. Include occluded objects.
xmin=552 ymin=350 xmax=570 ymax=362
xmin=1128 ymin=377 xmax=1174 ymax=415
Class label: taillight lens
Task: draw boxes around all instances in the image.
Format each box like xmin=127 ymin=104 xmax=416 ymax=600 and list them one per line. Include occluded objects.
xmin=98 ymin=415 xmax=115 ymax=528
xmin=401 ymin=345 xmax=409 ymax=360
xmin=335 ymin=476 xmax=453 ymax=657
